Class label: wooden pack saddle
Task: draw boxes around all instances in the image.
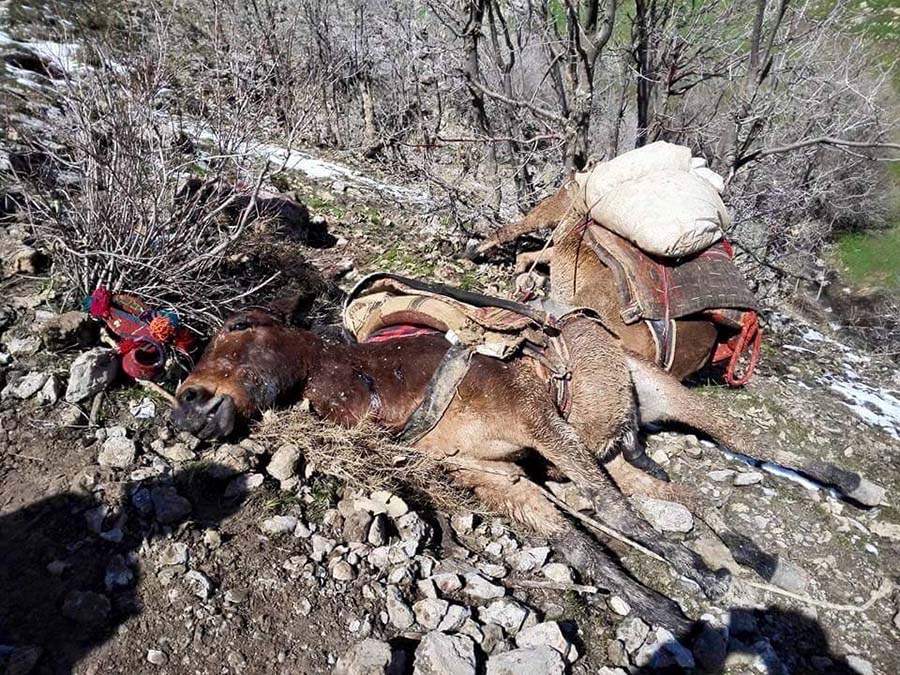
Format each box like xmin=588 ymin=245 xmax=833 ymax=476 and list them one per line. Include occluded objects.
xmin=579 ymin=222 xmax=761 ymax=385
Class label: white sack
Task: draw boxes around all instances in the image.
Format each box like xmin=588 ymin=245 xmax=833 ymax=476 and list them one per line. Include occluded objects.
xmin=571 ymin=141 xmax=728 ymax=257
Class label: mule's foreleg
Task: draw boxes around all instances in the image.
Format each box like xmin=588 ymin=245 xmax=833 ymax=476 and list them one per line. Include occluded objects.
xmin=528 ymin=412 xmax=731 ymax=601
xmin=442 ymin=458 xmax=693 ymax=634
xmin=625 ymin=357 xmax=885 ymax=507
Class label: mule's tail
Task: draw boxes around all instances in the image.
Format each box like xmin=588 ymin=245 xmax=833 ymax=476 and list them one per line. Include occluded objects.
xmin=625 ymin=357 xmax=885 ymax=507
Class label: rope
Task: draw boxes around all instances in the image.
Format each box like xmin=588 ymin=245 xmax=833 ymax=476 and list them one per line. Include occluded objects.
xmin=725 ymin=311 xmax=763 ymax=386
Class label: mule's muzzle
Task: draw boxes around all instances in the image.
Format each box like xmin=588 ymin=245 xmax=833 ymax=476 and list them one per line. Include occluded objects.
xmin=170 ymin=386 xmax=237 ymax=439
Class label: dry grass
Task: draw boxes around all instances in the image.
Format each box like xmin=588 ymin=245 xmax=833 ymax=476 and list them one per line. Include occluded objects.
xmin=253 ymin=408 xmax=480 ymax=513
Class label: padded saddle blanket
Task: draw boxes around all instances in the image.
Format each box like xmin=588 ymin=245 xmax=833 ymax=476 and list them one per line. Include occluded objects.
xmin=582 ymin=222 xmax=758 ymax=327
xmin=343 ymin=273 xmax=554 ymax=358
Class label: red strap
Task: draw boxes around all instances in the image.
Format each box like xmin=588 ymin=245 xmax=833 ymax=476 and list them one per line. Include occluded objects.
xmin=723 ymin=312 xmax=762 ymax=386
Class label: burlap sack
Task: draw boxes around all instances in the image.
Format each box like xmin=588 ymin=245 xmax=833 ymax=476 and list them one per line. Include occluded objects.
xmin=571 ymin=141 xmax=728 ymax=258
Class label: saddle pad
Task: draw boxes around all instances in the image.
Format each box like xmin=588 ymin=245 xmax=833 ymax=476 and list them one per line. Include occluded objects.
xmin=344 ymin=273 xmax=548 ymax=359
xmin=581 ymin=223 xmax=758 ymax=325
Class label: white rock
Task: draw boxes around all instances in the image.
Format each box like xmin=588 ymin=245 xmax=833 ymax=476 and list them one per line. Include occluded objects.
xmin=130 ymin=398 xmax=156 ymax=419
xmin=386 ymin=586 xmax=415 ymax=630
xmin=479 ymin=563 xmax=508 ymax=579
xmin=8 ymin=371 xmax=48 ymax=399
xmin=267 ymin=444 xmax=301 ymax=483
xmin=184 ymin=570 xmax=213 ymax=599
xmin=331 ymin=560 xmax=356 ymax=581
xmin=224 ymin=472 xmax=264 ymax=498
xmin=733 ymin=471 xmax=764 ymax=486
xmin=634 ymin=496 xmax=694 ymax=533
xmin=616 ymin=616 xmax=649 ymax=653
xmin=509 ymin=547 xmax=550 ymax=573
xmin=846 ymin=655 xmax=874 ymax=675
xmin=385 ymin=494 xmax=409 ymax=518
xmin=485 ymin=645 xmax=565 ymax=675
xmin=368 ymin=514 xmax=388 ymax=546
xmin=98 ymin=436 xmax=137 ymax=468
xmin=65 ymin=348 xmax=119 ymax=403
xmin=431 ymin=573 xmax=462 ymax=594
xmin=397 ymin=512 xmax=429 ymax=554
xmin=157 ymin=442 xmax=195 ymax=463
xmin=540 ymin=563 xmax=574 ymax=584
xmin=261 ymin=515 xmax=299 ymax=536
xmin=515 ymin=621 xmax=578 ymax=662
xmin=311 ymin=535 xmax=337 ymax=561
xmin=208 ymin=444 xmax=251 ymax=479
xmin=450 ymin=512 xmax=474 ymax=534
xmin=417 ymin=578 xmax=439 ymax=599
xmin=146 ymin=649 xmax=168 ymax=666
xmin=159 ymin=542 xmax=189 ymax=567
xmin=607 ymin=596 xmax=631 ymax=616
xmin=335 ymin=638 xmax=396 ymax=675
xmin=479 ymin=598 xmax=531 ymax=635
xmin=414 ymin=598 xmax=449 ymax=630
xmin=462 ymin=573 xmax=505 ymax=600
xmin=438 ymin=604 xmax=472 ymax=632
xmin=708 ymin=469 xmax=735 ymax=482
xmin=634 ymin=627 xmax=694 ymax=669
xmin=36 ymin=374 xmax=62 ymax=405
xmin=413 ymin=632 xmax=476 ymax=675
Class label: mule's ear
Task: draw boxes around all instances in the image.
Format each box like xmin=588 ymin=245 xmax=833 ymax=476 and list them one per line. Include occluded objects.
xmin=268 ymin=291 xmax=316 ymax=327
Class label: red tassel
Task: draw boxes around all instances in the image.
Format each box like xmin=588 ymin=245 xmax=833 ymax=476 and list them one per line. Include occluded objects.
xmin=89 ymin=287 xmax=112 ymax=319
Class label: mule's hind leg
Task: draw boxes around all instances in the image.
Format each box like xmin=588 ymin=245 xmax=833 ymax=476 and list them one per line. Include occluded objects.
xmin=625 ymin=357 xmax=885 ymax=506
xmin=527 ymin=411 xmax=731 ymax=600
xmin=443 ymin=458 xmax=693 ymax=634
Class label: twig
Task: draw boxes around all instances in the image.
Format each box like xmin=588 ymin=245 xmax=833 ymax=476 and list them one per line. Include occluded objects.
xmin=12 ymin=453 xmax=46 ymax=463
xmin=89 ymin=392 xmax=104 ymax=426
xmin=540 ymin=486 xmax=667 ymax=563
xmin=136 ymin=379 xmax=178 ymax=408
xmin=506 ymin=579 xmax=600 ymax=595
xmin=744 ymin=136 xmax=900 ymax=165
xmin=743 ymin=578 xmax=895 ymax=613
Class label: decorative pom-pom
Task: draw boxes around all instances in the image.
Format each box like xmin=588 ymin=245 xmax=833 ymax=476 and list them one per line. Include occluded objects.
xmin=148 ymin=315 xmax=176 ymax=343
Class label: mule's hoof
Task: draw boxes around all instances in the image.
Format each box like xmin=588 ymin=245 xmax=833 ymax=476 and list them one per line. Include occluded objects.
xmin=694 ymin=566 xmax=731 ymax=602
xmin=807 ymin=462 xmax=884 ymax=507
xmin=626 ymin=452 xmax=671 ymax=482
xmin=845 ymin=477 xmax=885 ymax=508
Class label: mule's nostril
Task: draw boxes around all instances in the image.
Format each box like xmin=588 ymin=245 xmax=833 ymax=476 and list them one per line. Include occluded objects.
xmin=179 ymin=386 xmax=208 ymax=405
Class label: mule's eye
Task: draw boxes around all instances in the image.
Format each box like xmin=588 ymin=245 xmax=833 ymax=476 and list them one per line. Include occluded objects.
xmin=228 ymin=320 xmax=253 ymax=332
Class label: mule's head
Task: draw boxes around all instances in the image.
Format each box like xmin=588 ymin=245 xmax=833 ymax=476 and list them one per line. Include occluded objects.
xmin=170 ymin=308 xmax=314 ymax=439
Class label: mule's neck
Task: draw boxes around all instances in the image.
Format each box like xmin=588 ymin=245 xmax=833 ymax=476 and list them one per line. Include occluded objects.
xmin=299 ymin=334 xmax=451 ymax=429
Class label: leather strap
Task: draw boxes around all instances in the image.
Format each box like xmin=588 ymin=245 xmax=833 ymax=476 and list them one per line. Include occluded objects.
xmin=397 ymin=345 xmax=473 ymax=444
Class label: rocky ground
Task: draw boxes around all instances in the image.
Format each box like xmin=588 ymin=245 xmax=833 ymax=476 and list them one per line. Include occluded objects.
xmin=2 ymin=4 xmax=900 ymax=675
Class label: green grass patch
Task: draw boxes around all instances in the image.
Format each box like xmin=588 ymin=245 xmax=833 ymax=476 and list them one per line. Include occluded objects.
xmin=838 ymin=225 xmax=900 ymax=288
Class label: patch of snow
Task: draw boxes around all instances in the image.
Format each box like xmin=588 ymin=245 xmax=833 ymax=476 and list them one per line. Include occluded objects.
xmin=254 ymin=142 xmax=433 ymax=206
xmin=822 ymin=377 xmax=900 ymax=439
xmin=801 ymin=328 xmax=825 ymax=342
xmin=186 ymin=122 xmax=432 ymax=207
xmin=0 ymin=1 xmax=86 ymax=76
xmin=722 ymin=449 xmax=824 ymax=493
xmin=783 ymin=344 xmax=816 ymax=354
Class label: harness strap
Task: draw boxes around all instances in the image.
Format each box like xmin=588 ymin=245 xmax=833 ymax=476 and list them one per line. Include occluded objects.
xmin=645 ymin=319 xmax=677 ymax=371
xmin=397 ymin=345 xmax=473 ymax=444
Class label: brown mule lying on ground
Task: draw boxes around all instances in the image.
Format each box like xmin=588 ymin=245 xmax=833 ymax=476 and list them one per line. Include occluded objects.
xmin=170 ymin=299 xmax=879 ymax=634
xmin=471 ymin=183 xmax=721 ymax=382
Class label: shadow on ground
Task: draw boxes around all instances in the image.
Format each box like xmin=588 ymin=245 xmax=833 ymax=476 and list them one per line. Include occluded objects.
xmin=0 ymin=464 xmax=243 ymax=675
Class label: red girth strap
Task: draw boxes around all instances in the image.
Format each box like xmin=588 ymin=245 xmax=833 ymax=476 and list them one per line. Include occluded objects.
xmin=716 ymin=311 xmax=762 ymax=386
